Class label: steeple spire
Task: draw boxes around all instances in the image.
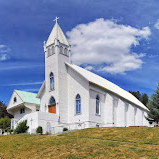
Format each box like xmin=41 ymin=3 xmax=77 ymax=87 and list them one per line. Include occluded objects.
xmin=45 ymin=18 xmax=70 ymax=47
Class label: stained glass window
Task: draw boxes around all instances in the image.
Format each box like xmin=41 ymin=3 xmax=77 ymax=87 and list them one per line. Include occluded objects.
xmin=96 ymin=95 xmax=100 ymax=115
xmin=50 ymin=72 xmax=54 ymax=90
xmin=76 ymin=94 xmax=81 ymax=114
xmin=50 ymin=96 xmax=56 ymax=105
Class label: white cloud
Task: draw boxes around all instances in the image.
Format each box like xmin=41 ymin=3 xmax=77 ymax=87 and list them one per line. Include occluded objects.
xmin=0 ymin=64 xmax=43 ymax=71
xmin=0 ymin=54 xmax=10 ymax=61
xmin=154 ymin=19 xmax=159 ymax=29
xmin=0 ymin=45 xmax=11 ymax=53
xmin=22 ymin=88 xmax=39 ymax=92
xmin=6 ymin=82 xmax=43 ymax=86
xmin=84 ymin=66 xmax=93 ymax=71
xmin=67 ymin=18 xmax=151 ymax=74
xmin=0 ymin=44 xmax=11 ymax=61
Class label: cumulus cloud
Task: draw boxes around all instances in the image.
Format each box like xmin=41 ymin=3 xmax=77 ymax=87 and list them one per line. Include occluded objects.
xmin=0 ymin=54 xmax=10 ymax=61
xmin=67 ymin=18 xmax=151 ymax=74
xmin=0 ymin=44 xmax=11 ymax=61
xmin=154 ymin=19 xmax=159 ymax=29
xmin=0 ymin=45 xmax=11 ymax=53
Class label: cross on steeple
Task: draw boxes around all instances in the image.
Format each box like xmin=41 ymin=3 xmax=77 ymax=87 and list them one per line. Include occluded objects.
xmin=53 ymin=16 xmax=59 ymax=24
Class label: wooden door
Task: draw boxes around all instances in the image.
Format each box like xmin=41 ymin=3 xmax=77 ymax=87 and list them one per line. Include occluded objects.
xmin=49 ymin=105 xmax=56 ymax=113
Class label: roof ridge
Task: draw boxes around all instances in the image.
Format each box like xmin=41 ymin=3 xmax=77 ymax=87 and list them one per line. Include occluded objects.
xmin=66 ymin=63 xmax=148 ymax=111
xmin=15 ymin=89 xmax=38 ymax=95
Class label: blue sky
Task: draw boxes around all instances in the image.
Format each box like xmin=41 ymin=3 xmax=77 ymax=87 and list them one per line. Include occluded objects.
xmin=0 ymin=0 xmax=159 ymax=105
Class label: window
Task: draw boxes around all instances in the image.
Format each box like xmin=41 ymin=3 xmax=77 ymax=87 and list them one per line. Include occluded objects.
xmin=96 ymin=95 xmax=100 ymax=115
xmin=49 ymin=96 xmax=56 ymax=105
xmin=76 ymin=94 xmax=81 ymax=114
xmin=50 ymin=72 xmax=54 ymax=90
xmin=14 ymin=97 xmax=17 ymax=103
xmin=52 ymin=46 xmax=55 ymax=55
xmin=47 ymin=48 xmax=51 ymax=57
xmin=64 ymin=48 xmax=68 ymax=55
xmin=20 ymin=108 xmax=25 ymax=114
xmin=36 ymin=106 xmax=40 ymax=111
xmin=60 ymin=46 xmax=63 ymax=54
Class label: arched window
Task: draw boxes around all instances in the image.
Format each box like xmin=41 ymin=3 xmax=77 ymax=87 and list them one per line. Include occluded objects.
xmin=50 ymin=72 xmax=54 ymax=90
xmin=76 ymin=94 xmax=81 ymax=114
xmin=96 ymin=95 xmax=100 ymax=115
xmin=14 ymin=97 xmax=17 ymax=103
xmin=64 ymin=48 xmax=68 ymax=55
xmin=60 ymin=46 xmax=63 ymax=54
xmin=49 ymin=96 xmax=56 ymax=105
xmin=52 ymin=46 xmax=55 ymax=55
xmin=48 ymin=48 xmax=51 ymax=57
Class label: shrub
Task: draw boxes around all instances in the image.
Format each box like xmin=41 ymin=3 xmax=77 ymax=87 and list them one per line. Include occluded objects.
xmin=7 ymin=129 xmax=13 ymax=134
xmin=45 ymin=131 xmax=51 ymax=135
xmin=0 ymin=117 xmax=11 ymax=130
xmin=63 ymin=127 xmax=68 ymax=132
xmin=36 ymin=126 xmax=43 ymax=134
xmin=14 ymin=120 xmax=29 ymax=134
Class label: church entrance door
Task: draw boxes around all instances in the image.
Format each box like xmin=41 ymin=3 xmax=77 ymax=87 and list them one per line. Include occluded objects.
xmin=49 ymin=105 xmax=56 ymax=113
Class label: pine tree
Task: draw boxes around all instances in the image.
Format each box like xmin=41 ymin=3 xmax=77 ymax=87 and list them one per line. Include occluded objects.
xmin=146 ymin=82 xmax=159 ymax=123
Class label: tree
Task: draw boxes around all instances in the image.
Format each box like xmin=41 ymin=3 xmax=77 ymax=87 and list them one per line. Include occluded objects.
xmin=129 ymin=91 xmax=141 ymax=101
xmin=0 ymin=100 xmax=13 ymax=119
xmin=0 ymin=117 xmax=11 ymax=130
xmin=141 ymin=93 xmax=149 ymax=106
xmin=146 ymin=82 xmax=159 ymax=123
xmin=14 ymin=120 xmax=29 ymax=134
xmin=129 ymin=91 xmax=149 ymax=106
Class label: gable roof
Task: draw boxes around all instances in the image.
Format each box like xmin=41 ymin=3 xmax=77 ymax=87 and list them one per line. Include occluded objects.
xmin=15 ymin=90 xmax=40 ymax=105
xmin=46 ymin=23 xmax=70 ymax=47
xmin=36 ymin=81 xmax=45 ymax=98
xmin=66 ymin=63 xmax=148 ymax=111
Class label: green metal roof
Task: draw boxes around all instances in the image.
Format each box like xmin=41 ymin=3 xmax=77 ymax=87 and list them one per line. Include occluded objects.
xmin=15 ymin=90 xmax=40 ymax=105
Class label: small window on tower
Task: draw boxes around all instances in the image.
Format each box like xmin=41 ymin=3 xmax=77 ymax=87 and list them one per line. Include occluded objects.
xmin=50 ymin=72 xmax=54 ymax=91
xmin=52 ymin=46 xmax=55 ymax=55
xmin=48 ymin=48 xmax=51 ymax=57
xmin=64 ymin=48 xmax=68 ymax=55
xmin=60 ymin=46 xmax=63 ymax=54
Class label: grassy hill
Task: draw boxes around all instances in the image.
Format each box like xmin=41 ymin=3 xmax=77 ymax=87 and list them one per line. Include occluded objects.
xmin=0 ymin=127 xmax=159 ymax=158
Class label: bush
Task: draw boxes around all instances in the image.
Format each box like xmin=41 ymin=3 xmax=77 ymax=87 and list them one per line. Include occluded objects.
xmin=36 ymin=126 xmax=43 ymax=134
xmin=14 ymin=120 xmax=29 ymax=134
xmin=0 ymin=117 xmax=11 ymax=130
xmin=7 ymin=129 xmax=13 ymax=134
xmin=63 ymin=127 xmax=68 ymax=132
xmin=45 ymin=131 xmax=51 ymax=135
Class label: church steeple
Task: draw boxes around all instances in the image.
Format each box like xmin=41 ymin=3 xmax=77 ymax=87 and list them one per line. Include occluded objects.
xmin=45 ymin=18 xmax=70 ymax=47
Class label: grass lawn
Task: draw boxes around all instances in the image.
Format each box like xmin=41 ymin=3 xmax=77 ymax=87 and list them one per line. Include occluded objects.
xmin=0 ymin=127 xmax=159 ymax=159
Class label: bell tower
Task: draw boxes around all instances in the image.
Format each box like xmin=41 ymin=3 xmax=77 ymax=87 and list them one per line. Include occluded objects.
xmin=43 ymin=17 xmax=71 ymax=122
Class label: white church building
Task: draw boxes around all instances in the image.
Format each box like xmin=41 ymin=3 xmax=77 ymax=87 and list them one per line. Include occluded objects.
xmin=7 ymin=19 xmax=149 ymax=134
